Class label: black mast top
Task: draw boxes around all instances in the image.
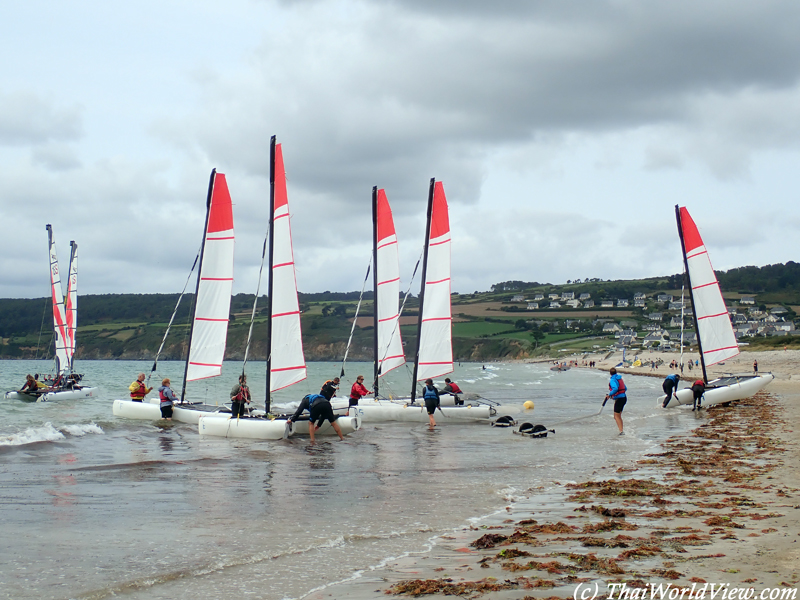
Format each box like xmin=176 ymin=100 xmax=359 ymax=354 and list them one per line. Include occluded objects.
xmin=371 ymin=186 xmax=380 ymax=397
xmin=182 ymin=169 xmax=216 ymax=402
xmin=410 ymin=178 xmax=436 ymax=404
xmin=265 ymin=136 xmax=276 ymax=413
xmin=675 ymin=204 xmax=709 ymax=384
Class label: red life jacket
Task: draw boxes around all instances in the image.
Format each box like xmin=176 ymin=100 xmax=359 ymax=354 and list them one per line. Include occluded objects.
xmin=449 ymin=382 xmax=463 ymax=394
xmin=130 ymin=381 xmax=146 ymax=400
xmin=693 ymin=379 xmax=705 ymax=388
xmin=609 ymin=377 xmax=627 ymax=398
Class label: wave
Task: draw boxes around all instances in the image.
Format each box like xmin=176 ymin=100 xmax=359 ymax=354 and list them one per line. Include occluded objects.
xmin=0 ymin=422 xmax=103 ymax=447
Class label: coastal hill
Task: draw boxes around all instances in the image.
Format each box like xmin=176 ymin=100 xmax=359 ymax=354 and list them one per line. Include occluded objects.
xmin=1 ymin=262 xmax=798 ymax=362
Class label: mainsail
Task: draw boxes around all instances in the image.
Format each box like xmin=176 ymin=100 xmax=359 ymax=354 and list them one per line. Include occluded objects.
xmin=267 ymin=140 xmax=307 ymax=392
xmin=46 ymin=225 xmax=70 ymax=375
xmin=185 ymin=170 xmax=235 ymax=382
xmin=64 ymin=241 xmax=78 ymax=372
xmin=415 ymin=180 xmax=454 ymax=382
xmin=374 ymin=188 xmax=405 ymax=379
xmin=677 ymin=206 xmax=739 ymax=372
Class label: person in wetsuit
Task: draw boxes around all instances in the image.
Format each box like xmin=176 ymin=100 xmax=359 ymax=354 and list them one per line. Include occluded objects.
xmin=662 ymin=373 xmax=680 ymax=408
xmin=287 ymin=393 xmax=344 ymax=442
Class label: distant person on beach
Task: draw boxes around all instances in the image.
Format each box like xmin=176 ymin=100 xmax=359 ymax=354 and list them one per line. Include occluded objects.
xmin=348 ymin=375 xmax=370 ymax=407
xmin=680 ymin=362 xmax=684 ymax=374
xmin=443 ymin=378 xmax=464 ymax=405
xmin=753 ymin=360 xmax=758 ymax=374
xmin=230 ymin=374 xmax=251 ymax=418
xmin=157 ymin=378 xmax=177 ymax=420
xmin=288 ymin=393 xmax=344 ymax=442
xmin=422 ymin=378 xmax=440 ymax=429
xmin=129 ymin=373 xmax=153 ymax=403
xmin=662 ymin=373 xmax=680 ymax=408
xmin=320 ymin=377 xmax=340 ymax=400
xmin=687 ymin=360 xmax=693 ymax=372
xmin=603 ymin=367 xmax=627 ymax=436
xmin=691 ymin=379 xmax=705 ymax=411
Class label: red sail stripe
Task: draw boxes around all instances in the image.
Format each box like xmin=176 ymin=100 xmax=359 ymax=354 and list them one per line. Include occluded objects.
xmin=422 ymin=317 xmax=451 ymax=322
xmin=686 ymin=249 xmax=707 ymax=260
xmin=273 ymin=261 xmax=294 ymax=269
xmin=274 ymin=212 xmax=289 ymax=221
xmin=703 ymin=345 xmax=739 ymax=354
xmin=679 ymin=207 xmax=704 ymax=254
xmin=692 ymin=281 xmax=718 ymax=290
xmin=207 ymin=173 xmax=234 ymax=233
xmin=429 ymin=237 xmax=450 ymax=247
xmin=189 ymin=361 xmax=223 ymax=367
xmin=697 ymin=312 xmax=729 ymax=320
xmin=380 ymin=354 xmax=405 ymax=361
xmin=376 ymin=188 xmax=397 ymax=241
xmin=273 ymin=310 xmax=301 ymax=318
xmin=426 ymin=277 xmax=450 ymax=285
xmin=271 ymin=365 xmax=305 ymax=373
xmin=207 ymin=235 xmax=234 ymax=241
xmin=378 ymin=314 xmax=399 ymax=322
xmin=378 ymin=277 xmax=400 ymax=286
xmin=418 ymin=361 xmax=451 ymax=366
xmin=201 ymin=277 xmax=234 ymax=281
xmin=376 ymin=239 xmax=397 ymax=251
xmin=195 ymin=317 xmax=229 ymax=322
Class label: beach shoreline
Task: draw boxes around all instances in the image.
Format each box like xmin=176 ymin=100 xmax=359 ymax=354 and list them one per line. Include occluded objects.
xmin=310 ymin=351 xmax=799 ymax=599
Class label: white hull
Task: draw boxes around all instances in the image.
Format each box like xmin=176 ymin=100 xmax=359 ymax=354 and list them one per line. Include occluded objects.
xmin=661 ymin=374 xmax=774 ymax=409
xmin=198 ymin=415 xmax=361 ymax=440
xmin=112 ymin=399 xmax=238 ymax=423
xmin=5 ymin=387 xmax=97 ymax=403
xmin=333 ymin=399 xmax=491 ymax=423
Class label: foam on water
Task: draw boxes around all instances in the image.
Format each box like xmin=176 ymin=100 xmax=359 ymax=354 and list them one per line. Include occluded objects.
xmin=0 ymin=421 xmax=104 ymax=446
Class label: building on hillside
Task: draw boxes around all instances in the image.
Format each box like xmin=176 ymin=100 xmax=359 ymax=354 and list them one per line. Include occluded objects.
xmin=561 ymin=291 xmax=575 ymax=301
xmin=566 ymin=299 xmax=581 ymax=308
xmin=739 ymin=296 xmax=755 ymax=305
xmin=603 ymin=323 xmax=622 ymax=333
xmin=668 ymin=301 xmax=684 ymax=310
xmin=648 ymin=312 xmax=663 ymax=321
xmin=579 ymin=293 xmax=592 ymax=301
xmin=527 ymin=302 xmax=539 ymax=310
xmin=634 ymin=292 xmax=646 ymax=300
xmin=601 ymin=300 xmax=614 ymax=308
xmin=510 ymin=294 xmax=525 ymax=302
xmin=533 ymin=294 xmax=544 ymax=301
xmin=771 ymin=306 xmax=789 ymax=316
xmin=617 ymin=299 xmax=629 ymax=308
xmin=549 ymin=301 xmax=561 ymax=309
xmin=583 ymin=300 xmax=595 ymax=308
xmin=549 ymin=293 xmax=560 ymax=300
xmin=657 ymin=294 xmax=673 ymax=303
xmin=634 ymin=298 xmax=646 ymax=307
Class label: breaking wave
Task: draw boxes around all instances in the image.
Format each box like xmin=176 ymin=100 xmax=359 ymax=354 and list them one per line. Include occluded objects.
xmin=0 ymin=422 xmax=104 ymax=446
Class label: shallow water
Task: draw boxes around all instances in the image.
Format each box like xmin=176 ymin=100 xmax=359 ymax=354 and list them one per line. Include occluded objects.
xmin=0 ymin=359 xmax=696 ymax=600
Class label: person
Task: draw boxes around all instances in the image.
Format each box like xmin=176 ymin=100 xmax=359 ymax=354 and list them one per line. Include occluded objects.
xmin=753 ymin=360 xmax=758 ymax=374
xmin=287 ymin=393 xmax=344 ymax=442
xmin=230 ymin=374 xmax=251 ymax=418
xmin=320 ymin=377 xmax=340 ymax=400
xmin=20 ymin=374 xmax=38 ymax=393
xmin=679 ymin=362 xmax=684 ymax=374
xmin=687 ymin=360 xmax=693 ymax=372
xmin=662 ymin=373 xmax=680 ymax=408
xmin=691 ymin=379 xmax=705 ymax=411
xmin=157 ymin=378 xmax=177 ymax=420
xmin=603 ymin=367 xmax=627 ymax=436
xmin=443 ymin=378 xmax=464 ymax=405
xmin=422 ymin=378 xmax=440 ymax=429
xmin=34 ymin=374 xmax=47 ymax=389
xmin=348 ymin=376 xmax=370 ymax=407
xmin=129 ymin=373 xmax=153 ymax=402
xmin=695 ymin=359 xmax=699 ymax=368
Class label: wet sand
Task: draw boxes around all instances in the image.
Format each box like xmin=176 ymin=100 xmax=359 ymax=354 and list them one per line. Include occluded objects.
xmin=315 ymin=351 xmax=799 ymax=598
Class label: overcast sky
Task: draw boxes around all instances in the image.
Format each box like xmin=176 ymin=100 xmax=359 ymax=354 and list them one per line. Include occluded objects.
xmin=2 ymin=0 xmax=799 ymax=299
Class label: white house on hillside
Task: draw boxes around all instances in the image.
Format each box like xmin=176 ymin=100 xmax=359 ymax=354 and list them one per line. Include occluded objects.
xmin=527 ymin=302 xmax=539 ymax=310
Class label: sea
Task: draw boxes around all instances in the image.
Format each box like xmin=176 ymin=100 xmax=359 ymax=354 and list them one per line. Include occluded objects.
xmin=0 ymin=359 xmax=696 ymax=600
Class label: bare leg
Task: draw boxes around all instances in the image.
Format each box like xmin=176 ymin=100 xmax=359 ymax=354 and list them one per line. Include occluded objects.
xmin=429 ymin=414 xmax=436 ymax=429
xmin=614 ymin=412 xmax=623 ymax=433
xmin=308 ymin=421 xmax=316 ymax=443
xmin=332 ymin=420 xmax=344 ymax=440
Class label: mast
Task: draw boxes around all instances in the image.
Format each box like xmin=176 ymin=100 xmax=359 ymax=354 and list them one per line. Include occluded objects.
xmin=265 ymin=135 xmax=276 ymax=414
xmin=372 ymin=186 xmax=380 ymax=396
xmin=410 ymin=178 xmax=436 ymax=403
xmin=65 ymin=241 xmax=78 ymax=372
xmin=675 ymin=204 xmax=708 ymax=384
xmin=181 ymin=169 xmax=216 ymax=402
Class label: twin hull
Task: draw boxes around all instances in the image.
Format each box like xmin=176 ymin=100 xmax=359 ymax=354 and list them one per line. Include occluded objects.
xmin=5 ymin=387 xmax=97 ymax=403
xmin=112 ymin=399 xmax=233 ymax=424
xmin=197 ymin=415 xmax=362 ymax=440
xmin=661 ymin=374 xmax=774 ymax=409
xmin=332 ymin=399 xmax=492 ymax=423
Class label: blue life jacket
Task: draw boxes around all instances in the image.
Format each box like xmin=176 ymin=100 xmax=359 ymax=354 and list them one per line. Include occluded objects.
xmin=666 ymin=374 xmax=679 ymax=385
xmin=423 ymin=386 xmax=438 ymax=400
xmin=305 ymin=394 xmax=326 ymax=408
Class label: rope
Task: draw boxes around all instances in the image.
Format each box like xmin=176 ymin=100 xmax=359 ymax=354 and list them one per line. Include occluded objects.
xmin=340 ymin=258 xmax=371 ymax=378
xmin=147 ymin=246 xmax=202 ymax=386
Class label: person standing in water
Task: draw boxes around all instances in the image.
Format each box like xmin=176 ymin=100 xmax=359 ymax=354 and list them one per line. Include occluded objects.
xmin=230 ymin=374 xmax=251 ymax=418
xmin=422 ymin=378 xmax=440 ymax=429
xmin=157 ymin=378 xmax=178 ymax=420
xmin=348 ymin=376 xmax=370 ymax=407
xmin=662 ymin=373 xmax=680 ymax=407
xmin=129 ymin=373 xmax=153 ymax=403
xmin=603 ymin=367 xmax=627 ymax=436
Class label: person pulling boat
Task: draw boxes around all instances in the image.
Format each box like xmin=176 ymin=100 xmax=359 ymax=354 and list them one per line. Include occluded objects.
xmin=662 ymin=373 xmax=680 ymax=408
xmin=287 ymin=393 xmax=345 ymax=442
xmin=422 ymin=378 xmax=440 ymax=429
xmin=603 ymin=367 xmax=627 ymax=436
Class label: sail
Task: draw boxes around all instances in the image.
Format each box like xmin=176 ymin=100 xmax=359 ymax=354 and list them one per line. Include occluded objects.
xmin=64 ymin=241 xmax=78 ymax=370
xmin=678 ymin=206 xmax=739 ymax=366
xmin=186 ymin=172 xmax=235 ymax=382
xmin=46 ymin=225 xmax=70 ymax=375
xmin=416 ymin=181 xmax=453 ymax=381
xmin=269 ymin=143 xmax=307 ymax=392
xmin=375 ymin=189 xmax=405 ymax=376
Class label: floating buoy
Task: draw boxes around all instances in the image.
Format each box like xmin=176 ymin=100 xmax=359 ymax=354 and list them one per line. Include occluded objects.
xmin=491 ymin=415 xmax=517 ymax=428
xmin=515 ymin=423 xmax=555 ymax=438
xmin=523 ymin=400 xmax=534 ymax=410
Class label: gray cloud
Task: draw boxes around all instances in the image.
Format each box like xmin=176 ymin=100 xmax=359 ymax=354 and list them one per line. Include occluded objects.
xmin=0 ymin=91 xmax=83 ymax=146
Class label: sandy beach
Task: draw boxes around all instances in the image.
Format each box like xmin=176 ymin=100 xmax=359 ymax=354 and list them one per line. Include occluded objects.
xmin=314 ymin=350 xmax=799 ymax=598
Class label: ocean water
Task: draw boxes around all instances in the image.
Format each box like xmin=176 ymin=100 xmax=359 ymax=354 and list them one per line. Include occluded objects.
xmin=0 ymin=359 xmax=696 ymax=600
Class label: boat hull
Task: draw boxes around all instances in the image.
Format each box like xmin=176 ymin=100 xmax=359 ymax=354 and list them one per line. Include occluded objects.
xmin=5 ymin=387 xmax=98 ymax=403
xmin=661 ymin=374 xmax=774 ymax=409
xmin=112 ymin=399 xmax=237 ymax=423
xmin=334 ymin=400 xmax=491 ymax=423
xmin=197 ymin=415 xmax=361 ymax=439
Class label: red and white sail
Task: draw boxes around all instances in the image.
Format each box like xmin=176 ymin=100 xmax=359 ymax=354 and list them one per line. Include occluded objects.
xmin=269 ymin=143 xmax=307 ymax=392
xmin=375 ymin=189 xmax=405 ymax=376
xmin=186 ymin=172 xmax=235 ymax=382
xmin=46 ymin=225 xmax=70 ymax=375
xmin=416 ymin=181 xmax=453 ymax=381
xmin=64 ymin=241 xmax=78 ymax=370
xmin=679 ymin=206 xmax=739 ymax=366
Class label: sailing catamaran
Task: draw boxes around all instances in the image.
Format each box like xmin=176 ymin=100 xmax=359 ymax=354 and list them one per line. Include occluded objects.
xmin=331 ymin=180 xmax=491 ymax=423
xmin=113 ymin=169 xmax=239 ymax=423
xmin=661 ymin=205 xmax=773 ymax=408
xmin=5 ymin=226 xmax=96 ymax=402
xmin=198 ymin=137 xmax=360 ymax=439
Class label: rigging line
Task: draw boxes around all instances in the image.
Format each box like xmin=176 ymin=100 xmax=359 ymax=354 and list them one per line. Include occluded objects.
xmin=34 ymin=296 xmax=49 ymax=362
xmin=242 ymin=235 xmax=269 ymax=377
xmin=147 ymin=247 xmax=202 ymax=386
xmin=371 ymin=250 xmax=424 ymax=395
xmin=340 ymin=259 xmax=372 ymax=378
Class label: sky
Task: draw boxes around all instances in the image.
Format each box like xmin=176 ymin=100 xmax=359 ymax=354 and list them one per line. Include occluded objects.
xmin=1 ymin=0 xmax=799 ymax=299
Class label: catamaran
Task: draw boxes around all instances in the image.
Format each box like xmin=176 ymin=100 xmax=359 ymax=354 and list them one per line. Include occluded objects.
xmin=330 ymin=180 xmax=492 ymax=423
xmin=661 ymin=206 xmax=773 ymax=408
xmin=113 ymin=169 xmax=239 ymax=423
xmin=198 ymin=137 xmax=360 ymax=439
xmin=5 ymin=226 xmax=96 ymax=402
